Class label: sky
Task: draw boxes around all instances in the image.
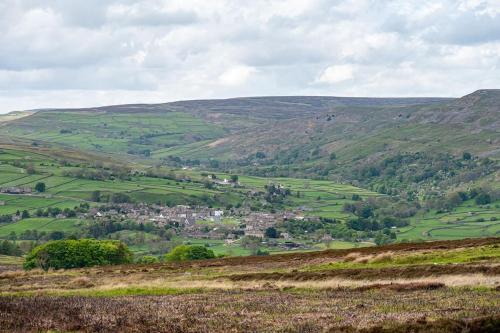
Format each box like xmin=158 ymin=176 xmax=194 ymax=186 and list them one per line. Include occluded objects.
xmin=1 ymin=0 xmax=500 ymax=113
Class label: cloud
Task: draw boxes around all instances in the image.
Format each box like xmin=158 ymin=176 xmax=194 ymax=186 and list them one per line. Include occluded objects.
xmin=316 ymin=65 xmax=354 ymax=84
xmin=0 ymin=0 xmax=499 ymax=112
xmin=106 ymin=3 xmax=199 ymax=27
xmin=218 ymin=66 xmax=257 ymax=86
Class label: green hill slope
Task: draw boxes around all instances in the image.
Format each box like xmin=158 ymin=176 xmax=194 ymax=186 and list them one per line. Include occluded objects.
xmin=0 ymin=91 xmax=498 ymax=195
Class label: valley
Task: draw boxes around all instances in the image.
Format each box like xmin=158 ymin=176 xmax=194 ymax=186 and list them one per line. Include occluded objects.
xmin=0 ymin=90 xmax=498 ymax=332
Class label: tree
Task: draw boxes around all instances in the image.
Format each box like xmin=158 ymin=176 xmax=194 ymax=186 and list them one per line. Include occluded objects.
xmin=90 ymin=190 xmax=101 ymax=202
xmin=136 ymin=255 xmax=160 ymax=264
xmin=241 ymin=235 xmax=262 ymax=255
xmin=264 ymin=227 xmax=279 ymax=239
xmin=24 ymin=239 xmax=132 ymax=270
xmin=463 ymin=152 xmax=472 ymax=160
xmin=475 ymin=192 xmax=491 ymax=205
xmin=26 ymin=164 xmax=36 ymax=175
xmin=230 ymin=175 xmax=239 ymax=183
xmin=255 ymin=151 xmax=266 ymax=159
xmin=0 ymin=240 xmax=21 ymax=256
xmin=165 ymin=245 xmax=215 ymax=262
xmin=34 ymin=182 xmax=46 ymax=193
xmin=374 ymin=231 xmax=391 ymax=246
xmin=49 ymin=231 xmax=65 ymax=240
xmin=329 ymin=152 xmax=337 ymax=160
xmin=21 ymin=210 xmax=30 ymax=219
xmin=109 ymin=192 xmax=131 ymax=204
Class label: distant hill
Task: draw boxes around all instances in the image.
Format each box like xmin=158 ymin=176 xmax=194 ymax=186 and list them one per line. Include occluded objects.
xmin=0 ymin=91 xmax=498 ymax=188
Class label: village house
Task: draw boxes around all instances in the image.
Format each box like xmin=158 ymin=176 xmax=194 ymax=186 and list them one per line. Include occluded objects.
xmin=0 ymin=186 xmax=32 ymax=194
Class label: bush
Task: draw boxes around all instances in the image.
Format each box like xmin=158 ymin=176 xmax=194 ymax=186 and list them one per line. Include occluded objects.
xmin=109 ymin=193 xmax=132 ymax=204
xmin=256 ymin=249 xmax=269 ymax=256
xmin=264 ymin=227 xmax=279 ymax=238
xmin=475 ymin=193 xmax=491 ymax=205
xmin=24 ymin=239 xmax=132 ymax=270
xmin=136 ymin=255 xmax=160 ymax=264
xmin=34 ymin=182 xmax=46 ymax=193
xmin=21 ymin=210 xmax=30 ymax=219
xmin=165 ymin=245 xmax=215 ymax=262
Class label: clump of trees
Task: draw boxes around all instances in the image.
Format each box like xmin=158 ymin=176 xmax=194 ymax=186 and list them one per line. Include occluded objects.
xmin=62 ymin=165 xmax=131 ymax=181
xmin=0 ymin=215 xmax=13 ymax=224
xmin=0 ymin=240 xmax=21 ymax=256
xmin=34 ymin=182 xmax=46 ymax=193
xmin=165 ymin=245 xmax=215 ymax=262
xmin=136 ymin=255 xmax=160 ymax=264
xmin=349 ymin=152 xmax=498 ymax=197
xmin=430 ymin=187 xmax=497 ymax=212
xmin=23 ymin=239 xmax=132 ymax=270
xmin=241 ymin=235 xmax=263 ymax=255
xmin=264 ymin=183 xmax=291 ymax=204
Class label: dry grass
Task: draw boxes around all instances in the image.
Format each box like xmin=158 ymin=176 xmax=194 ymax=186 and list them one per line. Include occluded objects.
xmin=67 ymin=277 xmax=95 ymax=289
xmin=0 ymin=238 xmax=499 ymax=332
xmin=370 ymin=252 xmax=394 ymax=263
xmin=0 ymin=288 xmax=498 ymax=332
xmin=343 ymin=252 xmax=362 ymax=262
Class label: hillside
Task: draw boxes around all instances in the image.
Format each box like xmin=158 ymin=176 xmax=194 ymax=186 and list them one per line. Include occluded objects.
xmin=0 ymin=95 xmax=453 ymax=160
xmin=1 ymin=238 xmax=499 ymax=332
xmin=0 ymin=92 xmax=497 ymax=165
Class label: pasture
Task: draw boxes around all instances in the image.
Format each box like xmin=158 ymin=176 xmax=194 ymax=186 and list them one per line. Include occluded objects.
xmin=397 ymin=201 xmax=500 ymax=241
xmin=0 ymin=147 xmax=499 ymax=254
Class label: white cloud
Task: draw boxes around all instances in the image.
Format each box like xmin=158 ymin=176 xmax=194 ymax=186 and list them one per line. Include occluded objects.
xmin=218 ymin=66 xmax=257 ymax=86
xmin=0 ymin=0 xmax=499 ymax=112
xmin=316 ymin=65 xmax=354 ymax=84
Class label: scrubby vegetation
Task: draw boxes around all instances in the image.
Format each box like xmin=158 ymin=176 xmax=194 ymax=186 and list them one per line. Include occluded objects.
xmin=165 ymin=245 xmax=215 ymax=262
xmin=23 ymin=239 xmax=132 ymax=270
xmin=0 ymin=238 xmax=498 ymax=332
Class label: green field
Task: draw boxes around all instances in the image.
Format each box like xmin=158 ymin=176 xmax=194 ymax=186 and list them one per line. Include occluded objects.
xmin=397 ymin=202 xmax=500 ymax=241
xmin=0 ymin=146 xmax=499 ymax=256
xmin=0 ymin=218 xmax=82 ymax=237
xmin=0 ymin=148 xmax=381 ymax=250
xmin=0 ymin=111 xmax=227 ymax=157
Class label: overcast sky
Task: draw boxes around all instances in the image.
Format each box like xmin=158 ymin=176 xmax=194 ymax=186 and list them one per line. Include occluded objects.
xmin=1 ymin=0 xmax=500 ymax=113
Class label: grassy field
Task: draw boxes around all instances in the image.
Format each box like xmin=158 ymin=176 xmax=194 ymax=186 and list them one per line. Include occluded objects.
xmin=0 ymin=147 xmax=376 ymax=218
xmin=0 ymin=218 xmax=82 ymax=237
xmin=0 ymin=255 xmax=23 ymax=266
xmin=0 ymin=147 xmax=499 ymax=256
xmin=0 ymin=111 xmax=227 ymax=157
xmin=0 ymin=238 xmax=498 ymax=332
xmin=397 ymin=201 xmax=500 ymax=241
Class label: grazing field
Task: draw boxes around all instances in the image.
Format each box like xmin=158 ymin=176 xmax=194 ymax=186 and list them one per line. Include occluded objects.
xmin=0 ymin=147 xmax=499 ymax=257
xmin=0 ymin=238 xmax=498 ymax=332
xmin=0 ymin=111 xmax=227 ymax=157
xmin=0 ymin=218 xmax=82 ymax=237
xmin=398 ymin=202 xmax=500 ymax=241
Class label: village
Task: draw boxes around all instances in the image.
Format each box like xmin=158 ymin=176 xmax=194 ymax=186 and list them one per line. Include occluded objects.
xmin=86 ymin=202 xmax=317 ymax=246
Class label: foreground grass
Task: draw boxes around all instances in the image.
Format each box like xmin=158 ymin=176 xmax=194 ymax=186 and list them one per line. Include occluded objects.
xmin=0 ymin=255 xmax=23 ymax=266
xmin=0 ymin=239 xmax=499 ymax=332
xmin=306 ymin=244 xmax=500 ymax=272
xmin=2 ymin=287 xmax=206 ymax=298
xmin=1 ymin=288 xmax=498 ymax=332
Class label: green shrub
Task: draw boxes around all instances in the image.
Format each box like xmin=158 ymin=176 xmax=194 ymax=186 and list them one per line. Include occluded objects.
xmin=136 ymin=255 xmax=160 ymax=264
xmin=475 ymin=192 xmax=491 ymax=205
xmin=34 ymin=182 xmax=46 ymax=193
xmin=24 ymin=239 xmax=132 ymax=270
xmin=165 ymin=245 xmax=215 ymax=262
